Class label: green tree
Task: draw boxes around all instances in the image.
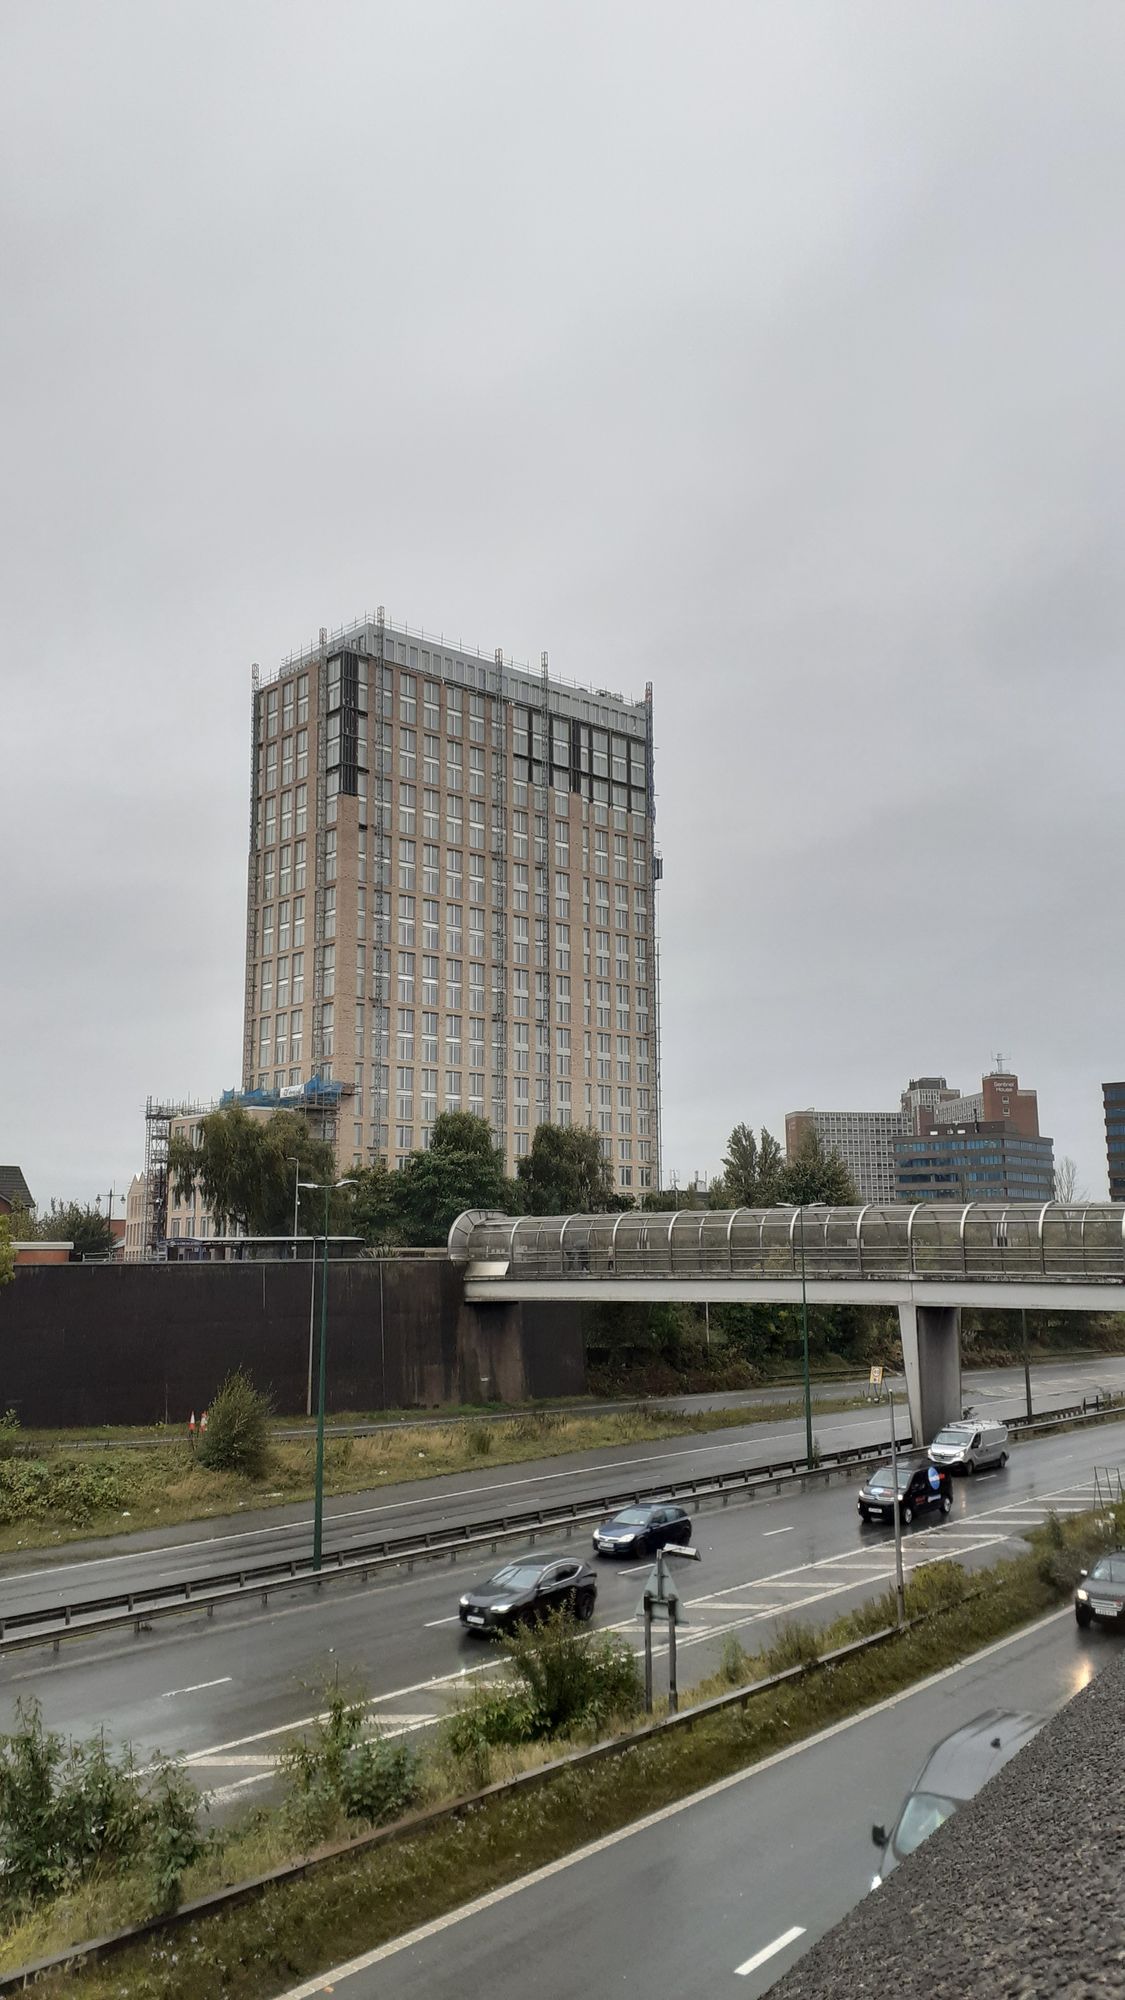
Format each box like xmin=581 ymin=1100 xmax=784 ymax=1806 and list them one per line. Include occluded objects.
xmin=516 ymin=1123 xmax=619 ymax=1214
xmin=348 ymin=1162 xmax=399 ymax=1247
xmin=391 ymin=1113 xmax=515 ymax=1248
xmin=32 ymin=1201 xmax=113 ymax=1261
xmin=776 ymin=1128 xmax=858 ymax=1206
xmin=0 ymin=1217 xmax=16 ymax=1287
xmin=711 ymin=1124 xmax=785 ymax=1207
xmin=168 ymin=1104 xmax=336 ymax=1237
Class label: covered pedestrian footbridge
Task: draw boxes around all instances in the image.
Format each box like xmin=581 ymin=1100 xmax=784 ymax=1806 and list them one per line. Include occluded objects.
xmin=449 ymin=1203 xmax=1125 ymax=1443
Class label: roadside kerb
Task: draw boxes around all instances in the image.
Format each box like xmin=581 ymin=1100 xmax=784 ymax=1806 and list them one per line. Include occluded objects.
xmin=0 ymin=1398 xmax=1117 ymax=1659
xmin=0 ymin=1597 xmax=978 ymax=1994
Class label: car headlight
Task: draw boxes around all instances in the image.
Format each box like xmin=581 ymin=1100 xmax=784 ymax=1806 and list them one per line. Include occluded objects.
xmin=490 ymin=1602 xmax=512 ymax=1614
xmin=1077 ymin=1588 xmax=1089 ymax=1601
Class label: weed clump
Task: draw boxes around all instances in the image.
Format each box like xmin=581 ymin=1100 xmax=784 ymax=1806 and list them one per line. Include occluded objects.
xmin=279 ymin=1685 xmax=421 ymax=1845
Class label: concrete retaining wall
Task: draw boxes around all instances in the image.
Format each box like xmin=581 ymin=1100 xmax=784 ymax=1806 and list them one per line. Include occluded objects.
xmin=0 ymin=1260 xmax=585 ymax=1425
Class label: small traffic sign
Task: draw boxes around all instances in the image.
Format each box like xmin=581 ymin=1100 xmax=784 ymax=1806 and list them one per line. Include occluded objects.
xmin=635 ymin=1567 xmax=689 ymax=1625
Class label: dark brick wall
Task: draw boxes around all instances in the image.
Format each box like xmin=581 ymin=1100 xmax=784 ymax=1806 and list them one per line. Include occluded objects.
xmin=0 ymin=1261 xmax=585 ymax=1426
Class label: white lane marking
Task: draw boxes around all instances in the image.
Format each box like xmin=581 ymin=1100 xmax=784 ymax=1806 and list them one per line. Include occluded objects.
xmin=735 ymin=1925 xmax=806 ymax=1976
xmin=267 ymin=1607 xmax=1070 ymax=1998
xmin=762 ymin=1526 xmax=794 ymax=1537
xmin=181 ymin=1661 xmax=495 ymax=1766
xmin=160 ymin=1676 xmax=232 ymax=1698
xmin=423 ymin=1615 xmax=463 ymax=1628
xmin=0 ymin=1411 xmax=908 ymax=1586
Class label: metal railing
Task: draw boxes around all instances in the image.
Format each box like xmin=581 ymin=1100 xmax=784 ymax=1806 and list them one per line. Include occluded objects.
xmin=2 ymin=1397 xmax=1118 ymax=1657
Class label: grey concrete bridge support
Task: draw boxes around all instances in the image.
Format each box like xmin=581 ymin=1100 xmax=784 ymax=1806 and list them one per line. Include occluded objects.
xmin=899 ymin=1302 xmax=962 ymax=1445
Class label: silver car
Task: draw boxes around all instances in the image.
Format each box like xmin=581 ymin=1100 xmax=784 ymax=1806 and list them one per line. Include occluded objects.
xmin=870 ymin=1709 xmax=1041 ymax=1888
xmin=928 ymin=1419 xmax=1008 ymax=1476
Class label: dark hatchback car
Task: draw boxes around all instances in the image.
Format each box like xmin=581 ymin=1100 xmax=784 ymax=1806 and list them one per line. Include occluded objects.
xmin=459 ymin=1552 xmax=597 ymax=1636
xmin=1075 ymin=1550 xmax=1125 ymax=1630
xmin=870 ymin=1709 xmax=1042 ymax=1887
xmin=858 ymin=1455 xmax=952 ymax=1526
xmin=592 ymin=1502 xmax=693 ymax=1558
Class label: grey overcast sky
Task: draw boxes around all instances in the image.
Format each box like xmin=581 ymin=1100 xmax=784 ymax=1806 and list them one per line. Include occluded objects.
xmin=3 ymin=1 xmax=1124 ymax=1206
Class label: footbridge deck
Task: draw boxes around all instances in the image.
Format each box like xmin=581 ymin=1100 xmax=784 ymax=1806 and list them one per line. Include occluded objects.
xmin=449 ymin=1204 xmax=1125 ymax=1440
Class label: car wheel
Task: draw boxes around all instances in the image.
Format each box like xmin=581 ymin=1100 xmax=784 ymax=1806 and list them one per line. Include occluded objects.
xmin=940 ymin=1492 xmax=952 ymax=1515
xmin=1076 ymin=1604 xmax=1093 ymax=1630
xmin=999 ymin=1452 xmax=1009 ymax=1470
xmin=964 ymin=1459 xmax=976 ymax=1477
xmin=901 ymin=1503 xmax=914 ymax=1526
xmin=575 ymin=1589 xmax=595 ymax=1622
xmin=859 ymin=1506 xmax=871 ymax=1523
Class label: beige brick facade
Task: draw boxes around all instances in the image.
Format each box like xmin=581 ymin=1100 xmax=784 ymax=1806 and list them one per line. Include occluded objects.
xmin=242 ymin=617 xmax=661 ymax=1194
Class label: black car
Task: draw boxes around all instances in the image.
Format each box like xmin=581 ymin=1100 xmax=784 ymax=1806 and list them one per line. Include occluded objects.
xmin=592 ymin=1502 xmax=693 ymax=1558
xmin=858 ymin=1455 xmax=953 ymax=1526
xmin=1075 ymin=1550 xmax=1125 ymax=1629
xmin=870 ymin=1709 xmax=1041 ymax=1887
xmin=458 ymin=1552 xmax=597 ymax=1635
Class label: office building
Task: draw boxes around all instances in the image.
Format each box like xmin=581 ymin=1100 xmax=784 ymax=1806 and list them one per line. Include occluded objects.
xmin=242 ymin=612 xmax=660 ymax=1193
xmin=892 ymin=1121 xmax=1055 ymax=1203
xmin=1103 ymin=1081 xmax=1125 ymax=1201
xmin=786 ymin=1069 xmax=1050 ymax=1205
xmin=784 ymin=1107 xmax=906 ymax=1204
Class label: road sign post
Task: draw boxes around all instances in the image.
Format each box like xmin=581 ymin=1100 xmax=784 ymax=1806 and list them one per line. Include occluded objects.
xmin=636 ymin=1543 xmax=700 ymax=1713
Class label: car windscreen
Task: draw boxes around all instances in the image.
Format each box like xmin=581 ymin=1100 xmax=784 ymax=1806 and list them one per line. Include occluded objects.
xmin=484 ymin=1565 xmax=543 ymax=1591
xmin=932 ymin=1427 xmax=969 ymax=1446
xmin=611 ymin=1509 xmax=654 ymax=1525
xmin=868 ymin=1463 xmax=912 ymax=1492
xmin=1088 ymin=1555 xmax=1125 ymax=1585
xmin=892 ymin=1791 xmax=958 ymax=1856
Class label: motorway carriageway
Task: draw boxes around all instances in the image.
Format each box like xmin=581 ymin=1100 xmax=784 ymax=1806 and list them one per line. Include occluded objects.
xmin=2 ymin=1412 xmax=1122 ymax=1809
xmin=266 ymin=1609 xmax=1110 ymax=2000
xmin=3 ymin=1354 xmax=1123 ymax=1624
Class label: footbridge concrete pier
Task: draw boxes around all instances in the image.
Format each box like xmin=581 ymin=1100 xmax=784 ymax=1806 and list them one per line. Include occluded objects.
xmin=449 ymin=1202 xmax=1125 ymax=1445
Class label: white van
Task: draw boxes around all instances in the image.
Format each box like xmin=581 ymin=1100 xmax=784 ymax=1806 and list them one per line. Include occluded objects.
xmin=928 ymin=1419 xmax=1009 ymax=1475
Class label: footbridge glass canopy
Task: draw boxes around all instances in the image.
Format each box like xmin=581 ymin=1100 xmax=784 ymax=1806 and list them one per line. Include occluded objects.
xmin=448 ymin=1204 xmax=1125 ymax=1283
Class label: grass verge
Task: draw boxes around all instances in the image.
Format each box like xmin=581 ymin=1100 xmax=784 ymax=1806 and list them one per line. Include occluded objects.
xmin=10 ymin=1500 xmax=1111 ymax=2000
xmin=0 ymin=1392 xmax=875 ymax=1556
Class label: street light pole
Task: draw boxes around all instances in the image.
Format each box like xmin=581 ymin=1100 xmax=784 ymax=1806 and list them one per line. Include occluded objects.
xmin=301 ymin=1177 xmax=356 ymax=1574
xmin=888 ymin=1376 xmax=906 ymax=1628
xmin=289 ymin=1157 xmax=301 ymax=1259
xmin=798 ymin=1205 xmax=813 ymax=1468
xmin=1020 ymin=1308 xmax=1033 ymax=1423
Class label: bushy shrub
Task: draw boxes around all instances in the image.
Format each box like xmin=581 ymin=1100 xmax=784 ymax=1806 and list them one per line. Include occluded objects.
xmin=446 ymin=1609 xmax=643 ymax=1757
xmin=0 ymin=1457 xmax=132 ymax=1526
xmin=0 ymin=1409 xmax=21 ymax=1462
xmin=0 ymin=1699 xmax=206 ymax=1915
xmin=198 ymin=1370 xmax=273 ymax=1477
xmin=718 ymin=1634 xmax=750 ymax=1686
xmin=465 ymin=1423 xmax=494 ymax=1457
xmin=905 ymin=1561 xmax=970 ymax=1618
xmin=763 ymin=1622 xmax=819 ymax=1675
xmin=280 ymin=1685 xmax=421 ymax=1843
